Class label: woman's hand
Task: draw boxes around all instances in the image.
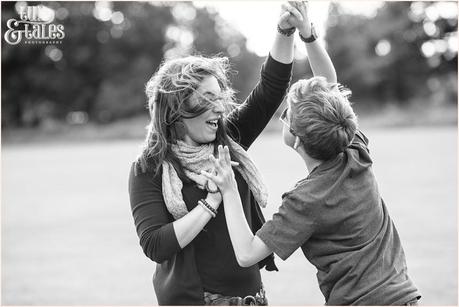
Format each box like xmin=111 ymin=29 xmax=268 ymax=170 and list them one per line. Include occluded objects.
xmin=201 ymin=145 xmax=238 ymax=195
xmin=278 ymin=1 xmax=302 ymax=30
xmin=280 ymin=1 xmax=312 ymax=37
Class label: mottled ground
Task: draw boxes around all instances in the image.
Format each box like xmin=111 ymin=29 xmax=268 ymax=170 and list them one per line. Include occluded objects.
xmin=2 ymin=126 xmax=457 ymax=305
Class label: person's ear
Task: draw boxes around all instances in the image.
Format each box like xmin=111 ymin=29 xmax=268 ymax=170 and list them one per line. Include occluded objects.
xmin=293 ymin=136 xmax=301 ymax=150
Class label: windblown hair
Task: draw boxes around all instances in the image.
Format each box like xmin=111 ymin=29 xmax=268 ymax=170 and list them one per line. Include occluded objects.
xmin=135 ymin=54 xmax=240 ymax=178
xmin=287 ymin=76 xmax=358 ymax=161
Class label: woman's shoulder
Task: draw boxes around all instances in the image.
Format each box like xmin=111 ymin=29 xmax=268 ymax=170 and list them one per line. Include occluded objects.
xmin=129 ymin=159 xmax=163 ymax=183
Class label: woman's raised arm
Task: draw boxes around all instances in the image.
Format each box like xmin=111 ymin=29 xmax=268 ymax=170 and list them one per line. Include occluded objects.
xmin=270 ymin=3 xmax=296 ymax=63
xmin=225 ymin=4 xmax=296 ymax=148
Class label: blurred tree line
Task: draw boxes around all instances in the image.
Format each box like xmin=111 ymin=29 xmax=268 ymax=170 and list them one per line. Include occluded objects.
xmin=324 ymin=1 xmax=457 ymax=107
xmin=1 ymin=1 xmax=457 ymax=129
xmin=2 ymin=1 xmax=263 ymax=128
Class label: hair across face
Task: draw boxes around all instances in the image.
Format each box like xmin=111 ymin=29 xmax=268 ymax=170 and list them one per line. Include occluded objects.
xmin=286 ymin=76 xmax=358 ymax=161
xmin=136 ymin=55 xmax=238 ymax=175
xmin=146 ymin=55 xmax=235 ymax=125
xmin=181 ymin=75 xmax=226 ymax=146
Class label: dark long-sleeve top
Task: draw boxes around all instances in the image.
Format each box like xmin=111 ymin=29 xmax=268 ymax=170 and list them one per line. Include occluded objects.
xmin=128 ymin=55 xmax=292 ymax=305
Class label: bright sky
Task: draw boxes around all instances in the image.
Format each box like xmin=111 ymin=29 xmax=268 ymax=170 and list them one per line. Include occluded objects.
xmin=193 ymin=1 xmax=384 ymax=57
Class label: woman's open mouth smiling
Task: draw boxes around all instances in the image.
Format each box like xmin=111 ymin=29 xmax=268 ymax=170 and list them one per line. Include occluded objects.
xmin=206 ymin=119 xmax=219 ymax=129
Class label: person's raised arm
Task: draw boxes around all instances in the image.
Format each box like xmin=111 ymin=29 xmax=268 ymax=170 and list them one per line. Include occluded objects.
xmin=225 ymin=3 xmax=298 ymax=148
xmin=289 ymin=1 xmax=337 ymax=83
xmin=201 ymin=146 xmax=272 ymax=267
xmin=270 ymin=3 xmax=297 ymax=64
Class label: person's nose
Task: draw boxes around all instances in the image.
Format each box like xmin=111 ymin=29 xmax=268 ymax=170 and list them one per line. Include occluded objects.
xmin=212 ymin=101 xmax=225 ymax=115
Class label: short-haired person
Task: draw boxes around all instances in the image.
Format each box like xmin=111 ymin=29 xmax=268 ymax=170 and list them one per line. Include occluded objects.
xmin=201 ymin=2 xmax=422 ymax=305
xmin=128 ymin=2 xmax=321 ymax=305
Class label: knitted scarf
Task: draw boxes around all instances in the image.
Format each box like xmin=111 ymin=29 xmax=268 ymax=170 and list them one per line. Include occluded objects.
xmin=162 ymin=139 xmax=268 ymax=220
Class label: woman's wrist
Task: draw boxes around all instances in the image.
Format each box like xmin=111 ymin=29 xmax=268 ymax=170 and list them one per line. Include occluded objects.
xmin=199 ymin=199 xmax=217 ymax=218
xmin=205 ymin=195 xmax=221 ymax=210
xmin=277 ymin=24 xmax=295 ymax=37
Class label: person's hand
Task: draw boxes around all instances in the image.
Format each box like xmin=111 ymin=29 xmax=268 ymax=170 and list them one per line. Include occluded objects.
xmin=205 ymin=190 xmax=222 ymax=209
xmin=291 ymin=1 xmax=312 ymax=37
xmin=278 ymin=1 xmax=302 ymax=30
xmin=279 ymin=2 xmax=312 ymax=36
xmin=201 ymin=145 xmax=239 ymax=195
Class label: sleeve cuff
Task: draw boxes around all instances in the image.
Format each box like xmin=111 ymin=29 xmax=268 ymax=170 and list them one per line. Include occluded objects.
xmin=256 ymin=224 xmax=291 ymax=261
xmin=167 ymin=222 xmax=182 ymax=251
xmin=265 ymin=53 xmax=293 ymax=79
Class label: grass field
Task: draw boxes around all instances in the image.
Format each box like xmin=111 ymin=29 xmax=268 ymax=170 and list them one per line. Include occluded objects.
xmin=1 ymin=126 xmax=457 ymax=305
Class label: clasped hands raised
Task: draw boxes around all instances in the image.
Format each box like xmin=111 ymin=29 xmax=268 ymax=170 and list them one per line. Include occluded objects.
xmin=279 ymin=1 xmax=313 ymax=38
xmin=202 ymin=1 xmax=316 ymax=200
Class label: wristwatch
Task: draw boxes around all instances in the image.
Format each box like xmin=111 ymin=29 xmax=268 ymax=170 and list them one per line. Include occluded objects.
xmin=299 ymin=23 xmax=318 ymax=43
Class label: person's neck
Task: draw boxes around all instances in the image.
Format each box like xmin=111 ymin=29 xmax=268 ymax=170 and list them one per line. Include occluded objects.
xmin=296 ymin=146 xmax=323 ymax=174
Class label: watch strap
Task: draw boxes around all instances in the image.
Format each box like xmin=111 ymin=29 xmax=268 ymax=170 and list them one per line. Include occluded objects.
xmin=299 ymin=23 xmax=318 ymax=43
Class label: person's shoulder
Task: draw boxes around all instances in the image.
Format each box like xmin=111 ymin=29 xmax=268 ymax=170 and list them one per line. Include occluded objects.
xmin=129 ymin=159 xmax=162 ymax=183
xmin=281 ymin=179 xmax=321 ymax=210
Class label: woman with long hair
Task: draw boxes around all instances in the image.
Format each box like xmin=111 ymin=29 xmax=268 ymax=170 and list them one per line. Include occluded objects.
xmin=129 ymin=2 xmax=311 ymax=305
